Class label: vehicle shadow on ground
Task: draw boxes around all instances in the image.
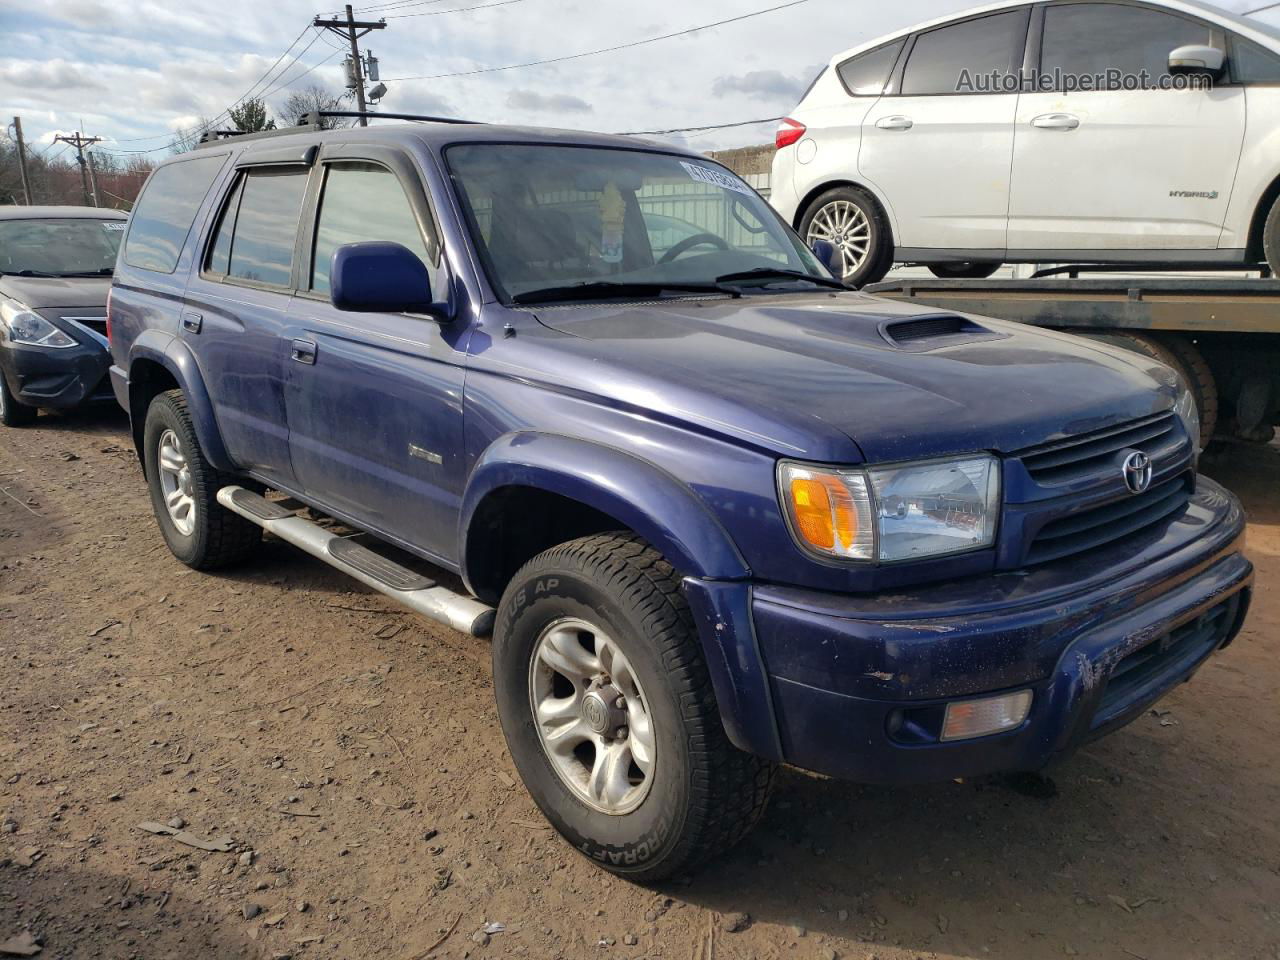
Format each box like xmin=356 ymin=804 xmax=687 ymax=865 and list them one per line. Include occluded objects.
xmin=1 ymin=860 xmax=260 ymax=958
xmin=676 ymin=730 xmax=1258 ymax=959
xmin=27 ymin=404 xmax=130 ymax=437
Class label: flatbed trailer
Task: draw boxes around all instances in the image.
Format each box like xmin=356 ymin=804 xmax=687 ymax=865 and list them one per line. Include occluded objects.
xmin=865 ymin=277 xmax=1280 ymax=445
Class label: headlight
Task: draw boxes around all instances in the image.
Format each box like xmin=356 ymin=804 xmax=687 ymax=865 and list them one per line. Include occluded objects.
xmin=1173 ymin=383 xmax=1201 ymax=454
xmin=1 ymin=299 xmax=76 ymax=348
xmin=779 ymin=455 xmax=1000 ymax=563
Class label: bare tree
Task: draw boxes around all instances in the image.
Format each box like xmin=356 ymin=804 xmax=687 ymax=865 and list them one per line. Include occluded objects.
xmin=277 ymin=85 xmax=353 ymax=129
xmin=168 ymin=116 xmax=219 ymax=154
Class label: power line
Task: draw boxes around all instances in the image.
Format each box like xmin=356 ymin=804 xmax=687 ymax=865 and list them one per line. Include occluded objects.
xmin=384 ymin=0 xmax=526 ymax=17
xmin=385 ymin=0 xmax=810 ymax=81
xmin=617 ymin=116 xmax=783 ymax=136
xmin=352 ymin=0 xmax=452 ymax=11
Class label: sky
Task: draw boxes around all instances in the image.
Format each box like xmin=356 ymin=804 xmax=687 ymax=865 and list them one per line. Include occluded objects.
xmin=3 ymin=0 xmax=1279 ymax=163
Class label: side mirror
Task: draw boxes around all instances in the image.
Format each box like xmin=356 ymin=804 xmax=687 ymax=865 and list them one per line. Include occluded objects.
xmin=329 ymin=241 xmax=436 ymax=314
xmin=1169 ymin=44 xmax=1225 ymax=78
xmin=809 ymin=238 xmax=844 ymax=279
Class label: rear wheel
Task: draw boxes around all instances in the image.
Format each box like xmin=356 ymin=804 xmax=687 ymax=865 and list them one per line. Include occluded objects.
xmin=0 ymin=375 xmax=37 ymax=427
xmin=800 ymin=185 xmax=892 ymax=288
xmin=928 ymin=262 xmax=1000 ymax=279
xmin=493 ymin=532 xmax=775 ymax=882
xmin=1263 ymin=192 xmax=1280 ymax=277
xmin=143 ymin=390 xmax=260 ymax=569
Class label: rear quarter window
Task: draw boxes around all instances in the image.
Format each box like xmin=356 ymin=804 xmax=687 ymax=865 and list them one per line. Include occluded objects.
xmin=124 ymin=154 xmax=226 ymax=274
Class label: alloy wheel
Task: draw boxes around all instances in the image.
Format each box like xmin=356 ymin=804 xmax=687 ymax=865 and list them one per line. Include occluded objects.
xmin=528 ymin=617 xmax=656 ymax=815
xmin=806 ymin=200 xmax=871 ymax=280
xmin=156 ymin=428 xmax=196 ymax=536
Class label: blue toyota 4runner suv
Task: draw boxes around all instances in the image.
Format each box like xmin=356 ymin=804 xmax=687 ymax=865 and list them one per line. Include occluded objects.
xmin=108 ymin=120 xmax=1253 ymax=881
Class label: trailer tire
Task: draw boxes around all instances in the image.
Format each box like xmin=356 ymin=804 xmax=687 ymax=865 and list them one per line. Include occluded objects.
xmin=1081 ymin=331 xmax=1217 ymax=443
xmin=927 ymin=262 xmax=1001 ymax=279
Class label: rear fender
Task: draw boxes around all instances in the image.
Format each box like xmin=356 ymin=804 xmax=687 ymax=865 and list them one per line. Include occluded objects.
xmin=128 ymin=330 xmax=235 ymax=472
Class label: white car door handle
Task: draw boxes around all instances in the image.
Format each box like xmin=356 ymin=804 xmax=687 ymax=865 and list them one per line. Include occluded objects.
xmin=875 ymin=115 xmax=914 ymax=131
xmin=1030 ymin=113 xmax=1080 ymax=130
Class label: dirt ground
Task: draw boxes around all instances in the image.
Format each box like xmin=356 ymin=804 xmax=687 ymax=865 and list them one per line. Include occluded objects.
xmin=1 ymin=407 xmax=1277 ymax=960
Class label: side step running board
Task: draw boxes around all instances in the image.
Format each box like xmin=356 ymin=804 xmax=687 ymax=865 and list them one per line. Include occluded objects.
xmin=217 ymin=485 xmax=495 ymax=637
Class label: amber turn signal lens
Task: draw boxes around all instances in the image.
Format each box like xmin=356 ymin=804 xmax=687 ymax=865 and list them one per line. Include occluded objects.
xmin=789 ymin=475 xmax=859 ymax=551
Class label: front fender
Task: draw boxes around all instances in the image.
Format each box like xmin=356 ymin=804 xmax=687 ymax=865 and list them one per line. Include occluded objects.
xmin=460 ymin=432 xmax=751 ymax=584
xmin=128 ymin=330 xmax=235 ymax=473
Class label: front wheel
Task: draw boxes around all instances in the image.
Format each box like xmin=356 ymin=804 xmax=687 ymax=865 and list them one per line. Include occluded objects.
xmin=1264 ymin=193 xmax=1280 ymax=278
xmin=492 ymin=533 xmax=775 ymax=882
xmin=799 ymin=185 xmax=892 ymax=287
xmin=0 ymin=374 xmax=37 ymax=427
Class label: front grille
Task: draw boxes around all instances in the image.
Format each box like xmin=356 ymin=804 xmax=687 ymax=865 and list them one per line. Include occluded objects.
xmin=1020 ymin=412 xmax=1178 ymax=486
xmin=1095 ymin=594 xmax=1240 ymax=726
xmin=1025 ymin=473 xmax=1193 ymax=565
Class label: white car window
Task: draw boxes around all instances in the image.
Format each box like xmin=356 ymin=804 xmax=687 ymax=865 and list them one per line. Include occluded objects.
xmin=900 ymin=11 xmax=1028 ymax=96
xmin=1232 ymin=36 xmax=1280 ymax=83
xmin=1041 ymin=3 xmax=1214 ymax=85
xmin=836 ymin=40 xmax=905 ymax=96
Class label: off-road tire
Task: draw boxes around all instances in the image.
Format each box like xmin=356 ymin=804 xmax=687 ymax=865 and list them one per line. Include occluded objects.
xmin=928 ymin=262 xmax=1001 ymax=279
xmin=1263 ymin=192 xmax=1280 ymax=278
xmin=1081 ymin=331 xmax=1218 ymax=443
xmin=143 ymin=389 xmax=260 ymax=569
xmin=0 ymin=375 xmax=37 ymax=427
xmin=798 ymin=185 xmax=893 ymax=288
xmin=493 ymin=532 xmax=776 ymax=882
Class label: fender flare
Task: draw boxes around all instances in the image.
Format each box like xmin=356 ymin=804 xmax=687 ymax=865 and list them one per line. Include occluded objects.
xmin=459 ymin=432 xmax=751 ymax=585
xmin=128 ymin=331 xmax=236 ymax=473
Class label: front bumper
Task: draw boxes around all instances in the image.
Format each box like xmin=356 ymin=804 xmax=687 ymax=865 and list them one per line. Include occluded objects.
xmin=685 ymin=477 xmax=1252 ymax=784
xmin=0 ymin=324 xmax=113 ymax=409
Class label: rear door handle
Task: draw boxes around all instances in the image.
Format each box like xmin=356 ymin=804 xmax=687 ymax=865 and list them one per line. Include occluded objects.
xmin=181 ymin=311 xmax=202 ymax=333
xmin=875 ymin=115 xmax=914 ymax=131
xmin=1030 ymin=113 xmax=1080 ymax=130
xmin=291 ymin=339 xmax=317 ymax=365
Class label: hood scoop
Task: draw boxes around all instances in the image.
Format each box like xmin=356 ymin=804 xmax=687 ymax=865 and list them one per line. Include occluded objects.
xmin=879 ymin=313 xmax=1004 ymax=351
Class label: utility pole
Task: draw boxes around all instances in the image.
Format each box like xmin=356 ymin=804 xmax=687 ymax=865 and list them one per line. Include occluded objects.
xmin=313 ymin=6 xmax=386 ymax=126
xmin=10 ymin=117 xmax=32 ymax=205
xmin=86 ymin=151 xmax=101 ymax=208
xmin=54 ymin=130 xmax=102 ymax=206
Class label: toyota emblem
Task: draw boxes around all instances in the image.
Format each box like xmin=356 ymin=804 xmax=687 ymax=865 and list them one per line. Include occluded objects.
xmin=1122 ymin=451 xmax=1153 ymax=494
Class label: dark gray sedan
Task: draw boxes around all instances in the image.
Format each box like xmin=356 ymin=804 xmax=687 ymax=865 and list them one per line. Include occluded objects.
xmin=0 ymin=205 xmax=126 ymax=425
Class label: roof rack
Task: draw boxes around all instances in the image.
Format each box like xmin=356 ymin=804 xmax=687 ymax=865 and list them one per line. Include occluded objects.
xmin=298 ymin=110 xmax=481 ymax=126
xmin=195 ymin=123 xmax=321 ymax=150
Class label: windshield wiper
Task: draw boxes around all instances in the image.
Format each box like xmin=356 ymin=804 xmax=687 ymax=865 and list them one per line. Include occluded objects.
xmin=2 ymin=269 xmax=61 ymax=278
xmin=714 ymin=267 xmax=847 ymax=290
xmin=511 ymin=280 xmax=740 ymax=305
xmin=58 ymin=268 xmax=114 ymax=278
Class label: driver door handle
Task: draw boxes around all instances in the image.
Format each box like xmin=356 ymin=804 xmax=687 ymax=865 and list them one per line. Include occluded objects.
xmin=875 ymin=115 xmax=914 ymax=131
xmin=1030 ymin=113 xmax=1080 ymax=130
xmin=291 ymin=339 xmax=317 ymax=365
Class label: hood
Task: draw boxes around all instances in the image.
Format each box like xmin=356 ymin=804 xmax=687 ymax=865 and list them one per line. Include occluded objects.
xmin=0 ymin=275 xmax=112 ymax=311
xmin=526 ymin=292 xmax=1177 ymax=463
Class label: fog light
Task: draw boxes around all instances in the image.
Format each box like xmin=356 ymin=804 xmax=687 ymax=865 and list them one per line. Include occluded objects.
xmin=940 ymin=690 xmax=1032 ymax=742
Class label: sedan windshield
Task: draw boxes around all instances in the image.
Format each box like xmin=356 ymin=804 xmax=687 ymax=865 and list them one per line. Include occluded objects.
xmin=446 ymin=144 xmax=828 ymax=301
xmin=0 ymin=217 xmax=125 ymax=277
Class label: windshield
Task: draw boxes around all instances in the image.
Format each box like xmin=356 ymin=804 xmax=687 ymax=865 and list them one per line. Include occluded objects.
xmin=0 ymin=217 xmax=125 ymax=277
xmin=446 ymin=144 xmax=826 ymax=301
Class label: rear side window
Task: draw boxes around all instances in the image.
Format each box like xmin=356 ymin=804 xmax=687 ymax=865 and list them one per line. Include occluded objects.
xmin=837 ymin=40 xmax=904 ymax=96
xmin=900 ymin=11 xmax=1028 ymax=96
xmin=309 ymin=162 xmax=432 ymax=295
xmin=124 ymin=155 xmax=225 ymax=273
xmin=224 ymin=168 xmax=309 ymax=288
xmin=1040 ymin=3 xmax=1213 ymax=84
xmin=1232 ymin=37 xmax=1280 ymax=83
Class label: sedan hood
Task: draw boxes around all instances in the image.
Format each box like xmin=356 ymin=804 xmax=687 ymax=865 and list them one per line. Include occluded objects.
xmin=529 ymin=292 xmax=1177 ymax=463
xmin=0 ymin=275 xmax=111 ymax=311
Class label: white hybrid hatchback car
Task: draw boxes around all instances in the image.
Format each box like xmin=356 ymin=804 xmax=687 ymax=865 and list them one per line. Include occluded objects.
xmin=770 ymin=0 xmax=1280 ymax=285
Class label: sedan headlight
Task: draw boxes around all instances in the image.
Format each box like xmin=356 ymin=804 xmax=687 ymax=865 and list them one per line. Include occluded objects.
xmin=779 ymin=455 xmax=1000 ymax=562
xmin=1 ymin=299 xmax=75 ymax=348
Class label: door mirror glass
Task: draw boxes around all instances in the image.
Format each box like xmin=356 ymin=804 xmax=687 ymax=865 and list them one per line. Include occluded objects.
xmin=809 ymin=239 xmax=843 ymax=277
xmin=329 ymin=241 xmax=435 ymax=314
xmin=1169 ymin=44 xmax=1225 ymax=77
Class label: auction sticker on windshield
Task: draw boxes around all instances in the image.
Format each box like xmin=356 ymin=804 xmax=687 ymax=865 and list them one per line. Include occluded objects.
xmin=103 ymin=222 xmax=126 ymax=231
xmin=679 ymin=161 xmax=753 ymax=196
